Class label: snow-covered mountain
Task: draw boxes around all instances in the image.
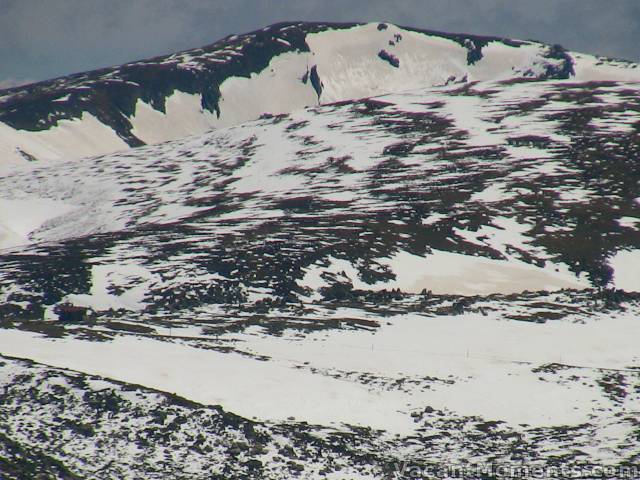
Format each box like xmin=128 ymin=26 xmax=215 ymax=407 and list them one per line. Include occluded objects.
xmin=1 ymin=21 xmax=640 ymax=172
xmin=1 ymin=21 xmax=640 ymax=480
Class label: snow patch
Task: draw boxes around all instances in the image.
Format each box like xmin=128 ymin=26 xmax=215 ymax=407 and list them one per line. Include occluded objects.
xmin=302 ymin=249 xmax=588 ymax=296
xmin=0 ymin=113 xmax=129 ymax=172
xmin=66 ymin=264 xmax=159 ymax=311
xmin=0 ymin=198 xmax=79 ymax=250
xmin=609 ymin=250 xmax=640 ymax=291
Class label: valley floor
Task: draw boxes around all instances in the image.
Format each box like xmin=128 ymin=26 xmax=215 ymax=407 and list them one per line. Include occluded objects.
xmin=1 ymin=290 xmax=639 ymax=479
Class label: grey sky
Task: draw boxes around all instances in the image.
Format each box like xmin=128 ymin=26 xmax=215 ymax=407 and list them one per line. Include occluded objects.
xmin=2 ymin=0 xmax=639 ymax=86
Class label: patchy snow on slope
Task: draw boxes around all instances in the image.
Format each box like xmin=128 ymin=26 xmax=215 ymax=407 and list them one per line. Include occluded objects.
xmin=456 ymin=217 xmax=534 ymax=254
xmin=302 ymin=249 xmax=588 ymax=296
xmin=589 ymin=109 xmax=640 ymax=133
xmin=0 ymin=78 xmax=636 ymax=304
xmin=225 ymin=121 xmax=313 ymax=195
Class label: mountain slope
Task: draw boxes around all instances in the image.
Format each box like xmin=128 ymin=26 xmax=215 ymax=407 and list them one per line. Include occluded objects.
xmin=1 ymin=21 xmax=640 ymax=480
xmin=0 ymin=78 xmax=639 ymax=475
xmin=1 ymin=21 xmax=639 ymax=171
xmin=1 ymin=78 xmax=639 ymax=309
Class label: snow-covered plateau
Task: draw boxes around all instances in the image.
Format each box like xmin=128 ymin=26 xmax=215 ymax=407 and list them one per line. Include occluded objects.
xmin=0 ymin=21 xmax=639 ymax=480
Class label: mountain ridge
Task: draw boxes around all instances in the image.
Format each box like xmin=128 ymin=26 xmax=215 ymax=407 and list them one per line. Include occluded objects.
xmin=1 ymin=21 xmax=638 ymax=171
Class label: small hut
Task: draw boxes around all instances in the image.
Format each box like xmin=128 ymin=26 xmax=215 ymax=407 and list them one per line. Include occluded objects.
xmin=55 ymin=304 xmax=89 ymax=322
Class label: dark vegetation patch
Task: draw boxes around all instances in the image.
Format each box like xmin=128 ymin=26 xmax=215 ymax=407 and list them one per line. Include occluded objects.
xmin=597 ymin=372 xmax=628 ymax=403
xmin=383 ymin=141 xmax=415 ymax=156
xmin=532 ymin=363 xmax=574 ymax=374
xmin=14 ymin=320 xmax=66 ymax=338
xmin=507 ymin=135 xmax=553 ymax=148
xmin=104 ymin=321 xmax=156 ymax=334
xmin=543 ymin=44 xmax=575 ymax=79
xmin=309 ymin=65 xmax=323 ymax=100
xmin=378 ymin=50 xmax=400 ymax=68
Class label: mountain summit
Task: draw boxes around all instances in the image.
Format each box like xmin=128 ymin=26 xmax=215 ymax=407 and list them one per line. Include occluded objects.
xmin=1 ymin=21 xmax=639 ymax=170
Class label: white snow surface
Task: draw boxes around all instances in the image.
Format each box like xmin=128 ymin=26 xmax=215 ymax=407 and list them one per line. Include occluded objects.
xmin=301 ymin=250 xmax=588 ymax=296
xmin=0 ymin=198 xmax=79 ymax=250
xmin=0 ymin=113 xmax=128 ymax=174
xmin=66 ymin=264 xmax=160 ymax=311
xmin=0 ymin=309 xmax=638 ymax=433
xmin=609 ymin=250 xmax=640 ymax=291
